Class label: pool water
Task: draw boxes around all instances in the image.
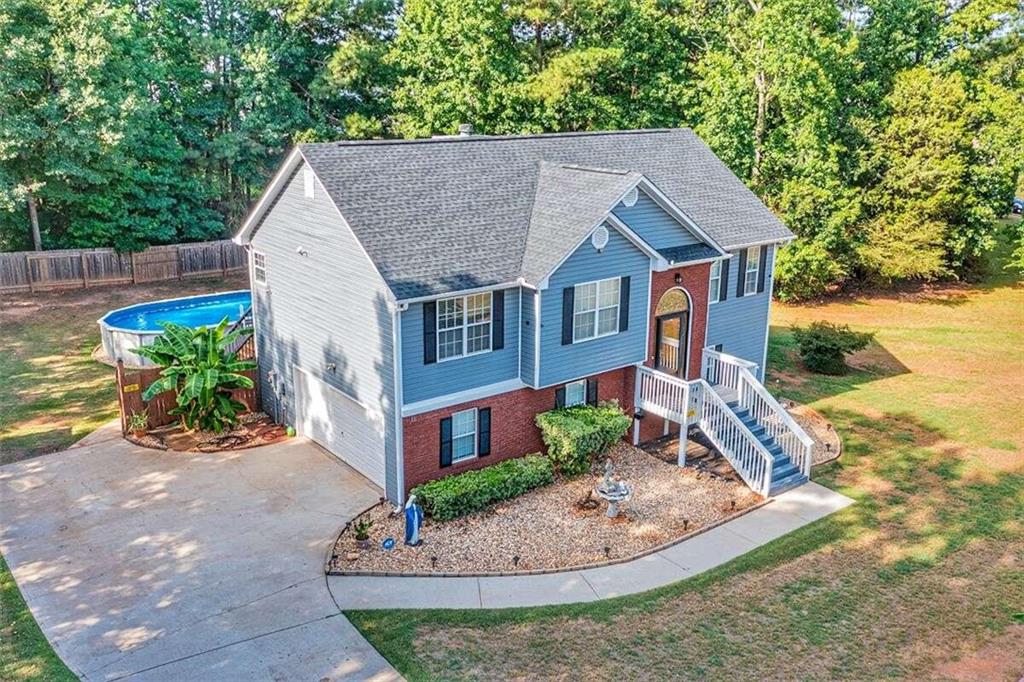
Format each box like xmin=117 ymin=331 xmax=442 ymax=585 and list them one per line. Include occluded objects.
xmin=101 ymin=290 xmax=252 ymax=331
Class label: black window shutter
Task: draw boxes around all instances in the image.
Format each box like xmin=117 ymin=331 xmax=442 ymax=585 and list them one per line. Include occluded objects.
xmin=554 ymin=387 xmax=566 ymax=409
xmin=477 ymin=408 xmax=491 ymax=456
xmin=618 ymin=276 xmax=630 ymax=332
xmin=491 ymin=290 xmax=504 ymax=350
xmin=561 ymin=287 xmax=574 ymax=345
xmin=719 ymin=259 xmax=730 ymax=302
xmin=439 ymin=417 xmax=453 ymax=467
xmin=423 ymin=301 xmax=437 ymax=364
xmin=757 ymin=245 xmax=768 ymax=293
xmin=586 ymin=379 xmax=599 ymax=406
xmin=735 ymin=250 xmax=748 ymax=298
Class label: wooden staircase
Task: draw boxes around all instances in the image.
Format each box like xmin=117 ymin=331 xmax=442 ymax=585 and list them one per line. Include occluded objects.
xmin=634 ymin=350 xmax=814 ymax=498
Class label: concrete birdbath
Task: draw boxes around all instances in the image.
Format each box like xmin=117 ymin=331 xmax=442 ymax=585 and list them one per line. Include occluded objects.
xmin=595 ymin=459 xmax=633 ymax=518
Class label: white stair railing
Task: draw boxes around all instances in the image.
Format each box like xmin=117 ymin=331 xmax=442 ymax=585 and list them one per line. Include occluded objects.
xmin=702 ymin=349 xmax=814 ymax=477
xmin=692 ymin=380 xmax=774 ymax=496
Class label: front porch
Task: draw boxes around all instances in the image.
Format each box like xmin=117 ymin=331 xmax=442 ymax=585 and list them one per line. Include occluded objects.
xmin=631 ymin=348 xmax=815 ymax=497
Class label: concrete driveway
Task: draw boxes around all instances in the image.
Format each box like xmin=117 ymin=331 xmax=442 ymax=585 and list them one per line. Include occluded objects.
xmin=0 ymin=426 xmax=400 ymax=681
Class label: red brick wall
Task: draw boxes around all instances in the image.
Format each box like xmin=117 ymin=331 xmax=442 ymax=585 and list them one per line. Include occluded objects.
xmin=638 ymin=262 xmax=710 ymax=443
xmin=402 ymin=367 xmax=635 ymax=492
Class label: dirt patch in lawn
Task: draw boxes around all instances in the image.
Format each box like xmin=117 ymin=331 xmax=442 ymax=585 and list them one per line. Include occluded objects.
xmin=329 ymin=443 xmax=761 ymax=575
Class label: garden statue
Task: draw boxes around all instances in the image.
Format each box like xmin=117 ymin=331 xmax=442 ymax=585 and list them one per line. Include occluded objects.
xmin=404 ymin=495 xmax=423 ymax=546
xmin=595 ymin=459 xmax=632 ymax=518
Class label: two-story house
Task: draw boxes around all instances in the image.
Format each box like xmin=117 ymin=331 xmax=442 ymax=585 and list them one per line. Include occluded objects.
xmin=234 ymin=128 xmax=813 ymax=504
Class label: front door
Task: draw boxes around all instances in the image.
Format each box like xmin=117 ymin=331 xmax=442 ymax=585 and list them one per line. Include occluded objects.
xmin=655 ymin=312 xmax=689 ymax=378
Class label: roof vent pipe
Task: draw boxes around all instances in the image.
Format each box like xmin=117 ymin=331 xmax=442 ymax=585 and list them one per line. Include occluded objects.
xmin=457 ymin=123 xmax=475 ymax=136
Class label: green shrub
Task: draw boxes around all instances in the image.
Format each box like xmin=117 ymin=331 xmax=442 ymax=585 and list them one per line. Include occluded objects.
xmin=792 ymin=321 xmax=874 ymax=375
xmin=535 ymin=402 xmax=631 ymax=476
xmin=410 ymin=455 xmax=554 ymax=521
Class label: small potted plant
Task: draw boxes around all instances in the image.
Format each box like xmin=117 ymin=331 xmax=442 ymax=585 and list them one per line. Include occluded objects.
xmin=353 ymin=518 xmax=374 ymax=550
xmin=127 ymin=410 xmax=149 ymax=439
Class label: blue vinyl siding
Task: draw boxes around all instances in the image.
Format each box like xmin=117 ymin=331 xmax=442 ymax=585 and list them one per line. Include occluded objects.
xmin=401 ymin=287 xmax=521 ymax=404
xmin=520 ymin=288 xmax=537 ymax=385
xmin=538 ymin=225 xmax=650 ymax=386
xmin=612 ymin=190 xmax=701 ymax=250
xmin=705 ymin=245 xmax=775 ymax=378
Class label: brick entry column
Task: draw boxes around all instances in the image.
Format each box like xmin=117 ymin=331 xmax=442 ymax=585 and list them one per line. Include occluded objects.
xmin=637 ymin=262 xmax=711 ymax=443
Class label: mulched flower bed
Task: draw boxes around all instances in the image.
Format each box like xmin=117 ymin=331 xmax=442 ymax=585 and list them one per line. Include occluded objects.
xmin=328 ymin=442 xmax=761 ymax=575
xmin=126 ymin=412 xmax=288 ymax=452
xmin=780 ymin=401 xmax=842 ymax=465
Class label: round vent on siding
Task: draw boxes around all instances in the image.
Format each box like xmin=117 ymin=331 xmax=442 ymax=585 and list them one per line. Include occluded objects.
xmin=622 ymin=186 xmax=639 ymax=207
xmin=591 ymin=225 xmax=610 ymax=251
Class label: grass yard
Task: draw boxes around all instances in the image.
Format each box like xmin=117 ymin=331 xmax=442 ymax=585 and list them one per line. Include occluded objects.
xmin=0 ymin=275 xmax=248 ymax=465
xmin=347 ymin=239 xmax=1024 ymax=679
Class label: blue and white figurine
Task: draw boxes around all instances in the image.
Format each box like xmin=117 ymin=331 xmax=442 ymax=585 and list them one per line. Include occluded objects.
xmin=404 ymin=495 xmax=423 ymax=546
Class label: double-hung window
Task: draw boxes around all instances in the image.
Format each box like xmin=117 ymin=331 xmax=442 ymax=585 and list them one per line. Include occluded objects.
xmin=743 ymin=246 xmax=760 ymax=295
xmin=573 ymin=277 xmax=620 ymax=342
xmin=451 ymin=408 xmax=477 ymax=462
xmin=708 ymin=260 xmax=722 ymax=303
xmin=564 ymin=380 xmax=587 ymax=407
xmin=437 ymin=292 xmax=492 ymax=361
xmin=253 ymin=251 xmax=267 ymax=284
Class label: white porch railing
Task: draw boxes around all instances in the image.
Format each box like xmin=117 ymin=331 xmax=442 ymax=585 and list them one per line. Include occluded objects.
xmin=636 ymin=365 xmax=690 ymax=423
xmin=692 ymin=380 xmax=774 ymax=496
xmin=658 ymin=337 xmax=680 ymax=372
xmin=701 ymin=349 xmax=814 ymax=477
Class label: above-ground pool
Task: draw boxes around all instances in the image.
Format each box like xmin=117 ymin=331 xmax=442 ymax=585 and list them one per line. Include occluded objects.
xmin=98 ymin=290 xmax=252 ymax=367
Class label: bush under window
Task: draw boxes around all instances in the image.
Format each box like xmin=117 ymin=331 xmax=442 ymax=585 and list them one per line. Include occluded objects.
xmin=792 ymin=321 xmax=874 ymax=375
xmin=535 ymin=402 xmax=631 ymax=476
xmin=411 ymin=455 xmax=554 ymax=521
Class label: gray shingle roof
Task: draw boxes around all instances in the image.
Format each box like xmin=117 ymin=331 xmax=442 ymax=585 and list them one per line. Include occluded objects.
xmin=298 ymin=128 xmax=792 ymax=300
xmin=522 ymin=163 xmax=643 ymax=286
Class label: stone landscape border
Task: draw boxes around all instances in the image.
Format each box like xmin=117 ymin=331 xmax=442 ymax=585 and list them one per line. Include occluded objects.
xmin=326 ymin=496 xmax=772 ymax=578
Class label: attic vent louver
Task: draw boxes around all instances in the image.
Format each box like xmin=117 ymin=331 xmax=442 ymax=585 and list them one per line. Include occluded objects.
xmin=622 ymin=186 xmax=638 ymax=207
xmin=592 ymin=225 xmax=609 ymax=251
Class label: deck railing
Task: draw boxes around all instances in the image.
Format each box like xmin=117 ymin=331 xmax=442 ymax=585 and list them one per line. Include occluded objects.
xmin=636 ymin=365 xmax=690 ymax=423
xmin=692 ymin=380 xmax=774 ymax=496
xmin=702 ymin=349 xmax=814 ymax=477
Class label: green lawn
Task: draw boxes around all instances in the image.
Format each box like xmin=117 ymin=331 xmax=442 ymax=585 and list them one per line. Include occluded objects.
xmin=346 ymin=238 xmax=1024 ymax=679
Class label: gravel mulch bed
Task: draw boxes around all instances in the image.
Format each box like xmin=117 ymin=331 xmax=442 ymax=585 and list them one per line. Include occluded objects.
xmin=329 ymin=442 xmax=762 ymax=575
xmin=780 ymin=401 xmax=842 ymax=465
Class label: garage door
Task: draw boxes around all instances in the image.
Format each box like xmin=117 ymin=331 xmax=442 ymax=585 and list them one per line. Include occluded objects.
xmin=293 ymin=368 xmax=386 ymax=488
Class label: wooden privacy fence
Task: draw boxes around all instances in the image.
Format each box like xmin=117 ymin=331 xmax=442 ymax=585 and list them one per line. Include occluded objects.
xmin=0 ymin=239 xmax=246 ymax=293
xmin=115 ymin=335 xmax=259 ymax=434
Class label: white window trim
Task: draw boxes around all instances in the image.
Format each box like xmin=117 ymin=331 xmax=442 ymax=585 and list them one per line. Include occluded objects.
xmin=572 ymin=276 xmax=621 ymax=343
xmin=744 ymin=246 xmax=760 ymax=296
xmin=708 ymin=260 xmax=722 ymax=304
xmin=436 ymin=292 xmax=493 ymax=362
xmin=253 ymin=251 xmax=267 ymax=285
xmin=451 ymin=407 xmax=478 ymax=463
xmin=564 ymin=379 xmax=587 ymax=407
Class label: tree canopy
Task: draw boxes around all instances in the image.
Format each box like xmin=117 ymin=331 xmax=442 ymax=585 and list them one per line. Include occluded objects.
xmin=1 ymin=0 xmax=1021 ymax=296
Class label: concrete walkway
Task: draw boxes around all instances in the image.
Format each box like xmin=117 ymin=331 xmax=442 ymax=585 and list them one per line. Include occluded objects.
xmin=328 ymin=482 xmax=853 ymax=610
xmin=0 ymin=429 xmax=401 ymax=681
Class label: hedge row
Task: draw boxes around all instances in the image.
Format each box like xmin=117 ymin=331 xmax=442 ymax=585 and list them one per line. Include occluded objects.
xmin=535 ymin=401 xmax=631 ymax=476
xmin=410 ymin=454 xmax=554 ymax=521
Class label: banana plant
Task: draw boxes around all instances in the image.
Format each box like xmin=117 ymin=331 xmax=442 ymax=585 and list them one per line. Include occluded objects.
xmin=132 ymin=318 xmax=258 ymax=433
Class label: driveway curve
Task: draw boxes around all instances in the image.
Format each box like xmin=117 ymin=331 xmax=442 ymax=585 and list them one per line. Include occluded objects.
xmin=0 ymin=426 xmax=399 ymax=681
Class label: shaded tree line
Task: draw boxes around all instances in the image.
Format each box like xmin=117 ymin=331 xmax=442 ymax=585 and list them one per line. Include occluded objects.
xmin=1 ymin=0 xmax=1021 ymax=298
